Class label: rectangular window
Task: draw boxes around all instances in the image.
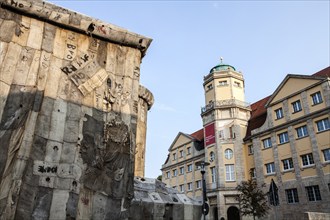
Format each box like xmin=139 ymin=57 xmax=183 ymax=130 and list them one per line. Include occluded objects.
xmin=179 ymin=150 xmax=184 ymax=158
xmin=311 ymin=91 xmax=323 ymax=105
xmin=316 ymin=118 xmax=330 ymax=132
xmin=187 ymin=147 xmax=191 ymax=155
xmin=323 ymin=149 xmax=330 ymax=162
xmin=219 ymin=80 xmax=228 ymax=86
xmin=282 ymin=158 xmax=294 ymax=171
xmin=166 ymin=171 xmax=170 ymax=179
xmin=173 ymin=169 xmax=177 ymax=177
xmin=296 ymin=125 xmax=308 ymax=138
xmin=225 ymin=164 xmax=235 ymax=181
xmin=278 ymin=132 xmax=289 ymax=144
xmin=196 ymin=180 xmax=202 ymax=189
xmin=234 ymin=81 xmax=241 ymax=87
xmin=301 ymin=153 xmax=314 ymax=167
xmin=250 ymin=168 xmax=256 ymax=178
xmin=286 ymin=188 xmax=299 ymax=204
xmin=187 ymin=164 xmax=193 ymax=172
xmin=173 ymin=153 xmax=176 ymax=160
xmin=305 ymin=185 xmax=321 ymax=201
xmin=179 ymin=166 xmax=184 ymax=175
xmin=211 ymin=167 xmax=216 ymax=183
xmin=219 ymin=130 xmax=224 ymax=139
xmin=265 ymin=162 xmax=275 ymax=174
xmin=179 ymin=184 xmax=184 ymax=192
xmin=275 ymin=108 xmax=284 ymax=119
xmin=187 ymin=182 xmax=193 ymax=191
xmin=207 ymin=84 xmax=213 ymax=90
xmin=292 ymin=100 xmax=302 ymax=113
xmin=248 ymin=145 xmax=254 ymax=154
xmin=262 ymin=138 xmax=272 ymax=149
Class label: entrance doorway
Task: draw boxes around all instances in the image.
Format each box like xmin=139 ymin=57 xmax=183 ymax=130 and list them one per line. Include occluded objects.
xmin=212 ymin=206 xmax=218 ymax=220
xmin=227 ymin=206 xmax=240 ymax=220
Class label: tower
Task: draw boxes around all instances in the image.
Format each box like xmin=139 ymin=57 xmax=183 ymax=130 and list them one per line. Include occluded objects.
xmin=201 ymin=59 xmax=251 ymax=219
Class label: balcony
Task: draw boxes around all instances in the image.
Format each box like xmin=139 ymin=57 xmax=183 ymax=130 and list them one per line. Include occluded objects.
xmin=201 ymin=99 xmax=251 ymax=114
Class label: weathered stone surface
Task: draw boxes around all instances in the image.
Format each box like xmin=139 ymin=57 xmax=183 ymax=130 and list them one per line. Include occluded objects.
xmin=0 ymin=0 xmax=153 ymax=219
xmin=130 ymin=177 xmax=202 ymax=220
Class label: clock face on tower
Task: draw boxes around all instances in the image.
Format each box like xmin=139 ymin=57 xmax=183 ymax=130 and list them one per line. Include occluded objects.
xmin=225 ymin=149 xmax=233 ymax=160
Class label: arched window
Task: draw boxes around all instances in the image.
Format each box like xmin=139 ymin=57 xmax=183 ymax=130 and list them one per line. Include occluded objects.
xmin=224 ymin=149 xmax=233 ymax=159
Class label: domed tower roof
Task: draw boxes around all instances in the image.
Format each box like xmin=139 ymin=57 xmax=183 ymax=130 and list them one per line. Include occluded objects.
xmin=209 ymin=57 xmax=236 ymax=73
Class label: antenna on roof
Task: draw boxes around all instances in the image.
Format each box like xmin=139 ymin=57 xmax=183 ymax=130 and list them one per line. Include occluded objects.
xmin=220 ymin=57 xmax=223 ymax=63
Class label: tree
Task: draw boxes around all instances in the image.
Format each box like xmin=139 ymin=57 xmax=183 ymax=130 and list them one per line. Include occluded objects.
xmin=157 ymin=175 xmax=162 ymax=181
xmin=236 ymin=178 xmax=269 ymax=220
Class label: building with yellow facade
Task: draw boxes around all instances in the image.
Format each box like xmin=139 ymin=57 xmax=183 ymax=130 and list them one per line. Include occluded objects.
xmin=161 ymin=62 xmax=330 ymax=220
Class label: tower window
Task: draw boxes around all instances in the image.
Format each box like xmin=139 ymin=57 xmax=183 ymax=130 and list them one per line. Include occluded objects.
xmin=233 ymin=81 xmax=241 ymax=87
xmin=218 ymin=80 xmax=228 ymax=86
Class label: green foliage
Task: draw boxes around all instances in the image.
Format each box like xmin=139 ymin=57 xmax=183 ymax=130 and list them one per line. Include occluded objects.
xmin=236 ymin=179 xmax=269 ymax=220
xmin=157 ymin=175 xmax=162 ymax=181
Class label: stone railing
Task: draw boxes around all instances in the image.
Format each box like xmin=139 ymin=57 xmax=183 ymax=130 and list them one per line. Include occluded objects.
xmin=201 ymin=99 xmax=250 ymax=113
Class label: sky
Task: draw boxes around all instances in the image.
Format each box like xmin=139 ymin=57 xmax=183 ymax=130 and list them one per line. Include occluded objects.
xmin=48 ymin=0 xmax=329 ymax=178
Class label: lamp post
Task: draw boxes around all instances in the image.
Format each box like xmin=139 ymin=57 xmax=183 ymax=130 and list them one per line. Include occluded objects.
xmin=196 ymin=161 xmax=210 ymax=220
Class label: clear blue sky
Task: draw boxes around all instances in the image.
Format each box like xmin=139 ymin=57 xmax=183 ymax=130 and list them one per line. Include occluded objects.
xmin=49 ymin=0 xmax=329 ymax=178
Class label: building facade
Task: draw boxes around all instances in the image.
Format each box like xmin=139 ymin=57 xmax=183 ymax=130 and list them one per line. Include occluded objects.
xmin=161 ymin=62 xmax=330 ymax=220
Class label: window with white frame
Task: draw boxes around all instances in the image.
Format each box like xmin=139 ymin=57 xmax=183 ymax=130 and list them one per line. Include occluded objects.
xmin=292 ymin=100 xmax=302 ymax=113
xmin=248 ymin=145 xmax=254 ymax=154
xmin=282 ymin=158 xmax=294 ymax=171
xmin=179 ymin=166 xmax=184 ymax=175
xmin=225 ymin=164 xmax=235 ymax=181
xmin=286 ymin=188 xmax=299 ymax=204
xmin=262 ymin=138 xmax=272 ymax=149
xmin=196 ymin=180 xmax=202 ymax=189
xmin=305 ymin=185 xmax=321 ymax=201
xmin=301 ymin=153 xmax=314 ymax=167
xmin=187 ymin=182 xmax=193 ymax=191
xmin=179 ymin=184 xmax=184 ymax=192
xmin=173 ymin=169 xmax=178 ymax=177
xmin=166 ymin=171 xmax=170 ymax=179
xmin=278 ymin=132 xmax=289 ymax=144
xmin=265 ymin=162 xmax=275 ymax=174
xmin=275 ymin=108 xmax=284 ymax=119
xmin=224 ymin=149 xmax=233 ymax=159
xmin=316 ymin=118 xmax=330 ymax=132
xmin=296 ymin=125 xmax=308 ymax=138
xmin=311 ymin=91 xmax=323 ymax=105
xmin=187 ymin=164 xmax=193 ymax=172
xmin=209 ymin=151 xmax=215 ymax=162
xmin=211 ymin=167 xmax=216 ymax=183
xmin=234 ymin=81 xmax=241 ymax=87
xmin=322 ymin=148 xmax=330 ymax=162
xmin=179 ymin=150 xmax=184 ymax=158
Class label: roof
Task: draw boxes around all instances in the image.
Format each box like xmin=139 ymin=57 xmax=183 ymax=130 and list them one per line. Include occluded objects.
xmin=244 ymin=96 xmax=270 ymax=140
xmin=209 ymin=63 xmax=236 ymax=73
xmin=312 ymin=66 xmax=330 ymax=77
xmin=189 ymin=129 xmax=204 ymax=142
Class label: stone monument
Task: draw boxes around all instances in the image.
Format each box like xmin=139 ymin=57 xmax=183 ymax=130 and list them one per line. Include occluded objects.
xmin=0 ymin=0 xmax=153 ymax=219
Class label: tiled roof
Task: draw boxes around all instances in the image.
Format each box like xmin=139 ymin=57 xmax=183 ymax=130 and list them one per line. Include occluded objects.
xmin=244 ymin=96 xmax=270 ymax=141
xmin=312 ymin=66 xmax=330 ymax=77
xmin=190 ymin=128 xmax=204 ymax=142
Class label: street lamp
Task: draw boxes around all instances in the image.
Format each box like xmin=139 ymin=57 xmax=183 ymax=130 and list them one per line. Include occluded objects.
xmin=196 ymin=161 xmax=210 ymax=220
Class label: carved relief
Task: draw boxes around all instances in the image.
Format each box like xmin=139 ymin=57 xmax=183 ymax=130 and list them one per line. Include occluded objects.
xmin=80 ymin=113 xmax=132 ymax=203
